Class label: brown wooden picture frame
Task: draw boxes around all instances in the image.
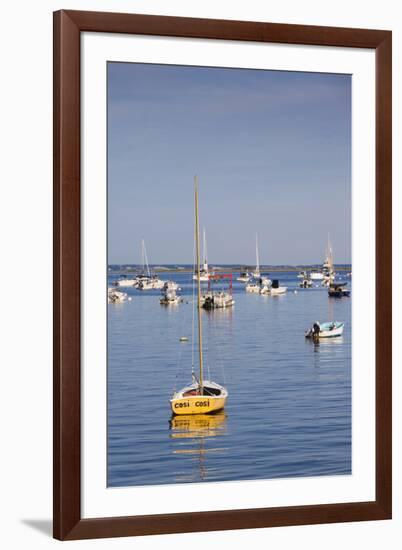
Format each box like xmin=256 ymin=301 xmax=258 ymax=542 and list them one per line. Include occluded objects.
xmin=53 ymin=9 xmax=392 ymax=541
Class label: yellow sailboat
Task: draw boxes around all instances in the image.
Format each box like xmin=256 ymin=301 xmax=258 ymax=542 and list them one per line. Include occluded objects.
xmin=170 ymin=177 xmax=228 ymax=416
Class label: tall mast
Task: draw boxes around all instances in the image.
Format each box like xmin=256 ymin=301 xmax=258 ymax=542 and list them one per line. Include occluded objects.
xmin=327 ymin=233 xmax=332 ymax=271
xmin=142 ymin=239 xmax=150 ymax=276
xmin=195 ymin=176 xmax=204 ymax=393
xmin=256 ymin=233 xmax=260 ymax=274
xmin=141 ymin=239 xmax=145 ymax=273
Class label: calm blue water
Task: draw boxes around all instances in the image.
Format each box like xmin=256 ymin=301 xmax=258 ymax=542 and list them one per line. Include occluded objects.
xmin=108 ymin=270 xmax=351 ymax=487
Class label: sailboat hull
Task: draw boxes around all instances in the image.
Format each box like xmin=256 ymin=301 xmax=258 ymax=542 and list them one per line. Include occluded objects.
xmin=193 ymin=274 xmax=210 ymax=282
xmin=170 ymin=380 xmax=228 ymax=415
xmin=170 ymin=395 xmax=226 ymax=415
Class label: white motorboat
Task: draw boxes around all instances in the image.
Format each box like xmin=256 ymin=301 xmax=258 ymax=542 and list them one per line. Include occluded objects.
xmin=269 ymin=286 xmax=288 ymax=296
xmin=162 ymin=280 xmax=180 ymax=292
xmin=260 ymin=279 xmax=287 ymax=295
xmin=133 ymin=274 xmax=149 ymax=288
xmin=202 ymin=291 xmax=235 ymax=309
xmin=202 ymin=273 xmax=235 ymax=309
xmin=245 ymin=282 xmax=260 ymax=293
xmin=237 ymin=267 xmax=252 ymax=282
xmin=108 ymin=288 xmax=128 ymax=303
xmin=138 ymin=275 xmax=165 ymax=290
xmin=160 ymin=289 xmax=182 ymax=305
xmin=305 ymin=321 xmax=344 ymax=339
xmin=246 ymin=274 xmax=271 ymax=293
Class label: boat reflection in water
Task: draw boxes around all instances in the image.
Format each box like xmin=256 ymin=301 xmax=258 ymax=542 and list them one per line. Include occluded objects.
xmin=311 ymin=336 xmax=345 ymax=372
xmin=311 ymin=335 xmax=345 ymax=350
xmin=169 ymin=411 xmax=227 ymax=482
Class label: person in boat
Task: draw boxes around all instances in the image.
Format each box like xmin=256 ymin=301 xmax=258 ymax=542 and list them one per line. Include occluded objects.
xmin=312 ymin=321 xmax=320 ymax=342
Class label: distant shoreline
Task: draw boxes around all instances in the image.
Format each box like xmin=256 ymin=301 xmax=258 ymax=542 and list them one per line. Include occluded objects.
xmin=108 ymin=264 xmax=352 ymax=274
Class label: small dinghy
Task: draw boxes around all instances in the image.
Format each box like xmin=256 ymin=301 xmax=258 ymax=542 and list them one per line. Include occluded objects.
xmin=305 ymin=321 xmax=344 ymax=340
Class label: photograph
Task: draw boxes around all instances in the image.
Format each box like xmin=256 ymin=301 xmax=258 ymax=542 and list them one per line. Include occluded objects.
xmin=106 ymin=61 xmax=352 ymax=488
xmin=1 ymin=0 xmax=395 ymax=545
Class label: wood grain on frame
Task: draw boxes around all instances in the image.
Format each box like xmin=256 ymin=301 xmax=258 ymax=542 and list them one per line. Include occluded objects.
xmin=53 ymin=9 xmax=392 ymax=540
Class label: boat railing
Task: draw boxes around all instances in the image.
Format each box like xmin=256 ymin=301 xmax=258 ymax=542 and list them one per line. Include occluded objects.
xmin=207 ymin=273 xmax=233 ymax=293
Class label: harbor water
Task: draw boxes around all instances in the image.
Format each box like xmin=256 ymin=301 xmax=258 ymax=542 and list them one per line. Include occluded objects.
xmin=108 ymin=270 xmax=351 ymax=487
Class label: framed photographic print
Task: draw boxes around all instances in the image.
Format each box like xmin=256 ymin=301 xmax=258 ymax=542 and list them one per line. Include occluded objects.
xmin=53 ymin=10 xmax=392 ymax=540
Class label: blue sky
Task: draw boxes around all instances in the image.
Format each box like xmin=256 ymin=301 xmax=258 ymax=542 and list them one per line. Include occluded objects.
xmin=108 ymin=62 xmax=351 ymax=265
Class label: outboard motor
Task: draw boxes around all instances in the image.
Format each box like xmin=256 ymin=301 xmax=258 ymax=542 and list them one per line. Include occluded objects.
xmin=272 ymin=279 xmax=279 ymax=289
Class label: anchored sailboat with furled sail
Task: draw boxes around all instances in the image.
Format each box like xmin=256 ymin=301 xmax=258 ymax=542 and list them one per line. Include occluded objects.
xmin=170 ymin=177 xmax=228 ymax=416
xmin=322 ymin=234 xmax=336 ymax=287
xmin=193 ymin=228 xmax=213 ymax=281
xmin=253 ymin=233 xmax=260 ymax=278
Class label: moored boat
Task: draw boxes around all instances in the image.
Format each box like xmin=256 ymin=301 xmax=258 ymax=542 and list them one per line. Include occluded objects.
xmin=160 ymin=289 xmax=182 ymax=305
xmin=114 ymin=275 xmax=137 ymax=287
xmin=203 ymin=291 xmax=235 ymax=309
xmin=246 ymin=275 xmax=271 ymax=293
xmin=171 ymin=380 xmax=228 ymax=415
xmin=328 ymin=282 xmax=350 ymax=297
xmin=322 ymin=234 xmax=336 ymax=286
xmin=162 ymin=280 xmax=180 ymax=292
xmin=260 ymin=279 xmax=287 ymax=295
xmin=193 ymin=228 xmax=213 ymax=281
xmin=299 ymin=276 xmax=313 ymax=288
xmin=305 ymin=321 xmax=344 ymax=339
xmin=138 ymin=274 xmax=165 ymax=290
xmin=237 ymin=266 xmax=252 ymax=282
xmin=170 ymin=176 xmax=228 ymax=416
xmin=245 ymin=281 xmax=261 ymax=293
xmin=108 ymin=288 xmax=128 ymax=303
xmin=136 ymin=240 xmax=165 ymax=290
xmin=202 ymin=274 xmax=235 ymax=309
xmin=269 ymin=285 xmax=288 ymax=296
